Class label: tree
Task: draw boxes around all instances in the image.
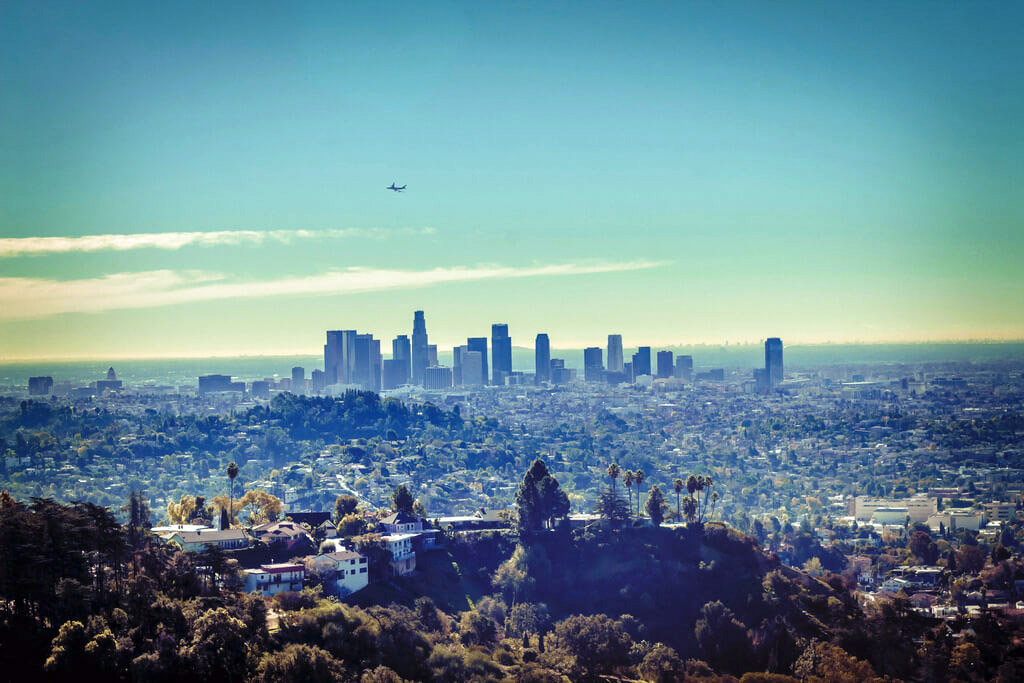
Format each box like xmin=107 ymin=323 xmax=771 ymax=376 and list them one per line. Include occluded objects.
xmin=238 ymin=490 xmax=283 ymax=525
xmin=793 ymin=639 xmax=883 ymax=682
xmin=908 ymin=530 xmax=938 ymax=565
xmin=639 ymin=644 xmax=685 ymax=683
xmin=334 ymin=495 xmax=358 ymax=521
xmin=253 ymin=644 xmax=344 ymax=683
xmin=607 ymin=463 xmax=621 ymax=498
xmin=549 ymin=614 xmax=633 ymax=680
xmin=505 ymin=602 xmax=550 ymax=639
xmin=180 ymin=607 xmax=250 ymax=682
xmin=949 ymin=642 xmax=982 ymax=682
xmin=645 ymin=485 xmax=666 ymax=527
xmin=682 ymin=495 xmax=697 ymax=523
xmin=459 ymin=610 xmax=499 ymax=645
xmin=956 ymin=544 xmax=986 ymax=574
xmin=596 ymin=489 xmax=630 ymax=528
xmin=624 ymin=470 xmax=635 ymax=517
xmin=514 ymin=459 xmax=569 ymax=539
xmin=226 ymin=461 xmax=239 ymax=526
xmin=673 ymin=478 xmax=684 ymax=521
xmin=391 ymin=485 xmax=415 ymax=516
xmin=167 ymin=495 xmax=197 ymax=525
xmin=694 ymin=601 xmax=753 ymax=675
xmin=633 ymin=469 xmax=645 ymax=517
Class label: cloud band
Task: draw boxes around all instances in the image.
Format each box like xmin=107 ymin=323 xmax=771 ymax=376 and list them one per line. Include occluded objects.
xmin=0 ymin=227 xmax=434 ymax=257
xmin=0 ymin=260 xmax=666 ymax=320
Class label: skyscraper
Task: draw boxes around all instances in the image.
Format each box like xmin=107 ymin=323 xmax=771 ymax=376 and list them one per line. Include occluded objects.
xmin=453 ymin=345 xmax=466 ymax=385
xmin=584 ymin=347 xmax=604 ymax=382
xmin=765 ymin=337 xmax=784 ymax=387
xmin=325 ymin=330 xmax=343 ymax=385
xmin=291 ymin=366 xmax=305 ymax=394
xmin=535 ymin=333 xmax=550 ymax=385
xmin=382 ymin=359 xmax=405 ymax=390
xmin=632 ymin=346 xmax=652 ymax=378
xmin=491 ymin=323 xmax=512 ymax=386
xmin=352 ymin=334 xmax=373 ymax=389
xmin=325 ymin=330 xmax=357 ymax=385
xmin=370 ymin=338 xmax=382 ymax=392
xmin=607 ymin=334 xmax=623 ymax=373
xmin=467 ymin=337 xmax=488 ymax=386
xmin=675 ymin=355 xmax=693 ymax=381
xmin=656 ymin=350 xmax=674 ymax=379
xmin=462 ymin=350 xmax=484 ymax=386
xmin=392 ymin=335 xmax=411 ymax=385
xmin=411 ymin=310 xmax=429 ymax=386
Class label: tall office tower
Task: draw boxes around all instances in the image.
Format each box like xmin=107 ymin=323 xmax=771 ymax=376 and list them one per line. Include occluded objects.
xmin=326 ymin=329 xmax=358 ymax=385
xmin=392 ymin=335 xmax=411 ymax=385
xmin=462 ymin=350 xmax=484 ymax=386
xmin=453 ymin=345 xmax=466 ymax=385
xmin=656 ymin=350 xmax=674 ymax=379
xmin=350 ymin=331 xmax=374 ymax=387
xmin=411 ymin=310 xmax=429 ymax=386
xmin=491 ymin=323 xmax=512 ymax=386
xmin=382 ymin=359 xmax=405 ymax=390
xmin=28 ymin=376 xmax=53 ymax=395
xmin=467 ymin=337 xmax=488 ymax=386
xmin=291 ymin=366 xmax=305 ymax=394
xmin=584 ymin=347 xmax=604 ymax=382
xmin=674 ymin=355 xmax=694 ymax=381
xmin=765 ymin=337 xmax=784 ymax=387
xmin=311 ymin=369 xmax=326 ymax=393
xmin=427 ymin=344 xmax=438 ymax=368
xmin=607 ymin=334 xmax=624 ymax=373
xmin=535 ymin=333 xmax=550 ymax=384
xmin=325 ymin=331 xmax=343 ymax=385
xmin=424 ymin=366 xmax=453 ymax=390
xmin=632 ymin=346 xmax=652 ymax=378
xmin=371 ymin=338 xmax=382 ymax=392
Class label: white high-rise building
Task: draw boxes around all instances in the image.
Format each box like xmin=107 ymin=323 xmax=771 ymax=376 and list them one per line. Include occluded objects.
xmin=607 ymin=334 xmax=624 ymax=373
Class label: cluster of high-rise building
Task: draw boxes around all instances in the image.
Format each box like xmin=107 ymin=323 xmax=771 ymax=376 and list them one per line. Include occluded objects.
xmin=321 ymin=311 xmax=784 ymax=393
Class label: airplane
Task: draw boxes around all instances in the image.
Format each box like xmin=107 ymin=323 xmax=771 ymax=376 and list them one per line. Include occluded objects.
xmin=387 ymin=182 xmax=406 ymax=192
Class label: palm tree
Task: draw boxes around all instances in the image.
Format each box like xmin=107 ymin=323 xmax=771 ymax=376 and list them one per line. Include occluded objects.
xmin=686 ymin=474 xmax=698 ymax=520
xmin=607 ymin=463 xmax=621 ymax=498
xmin=673 ymin=478 xmax=684 ymax=521
xmin=624 ymin=471 xmax=635 ymax=517
xmin=226 ymin=461 xmax=239 ymax=527
xmin=634 ymin=469 xmax=645 ymax=517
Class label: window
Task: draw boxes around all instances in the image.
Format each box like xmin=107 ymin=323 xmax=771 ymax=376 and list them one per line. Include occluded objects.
xmin=359 ymin=567 xmax=367 ymax=573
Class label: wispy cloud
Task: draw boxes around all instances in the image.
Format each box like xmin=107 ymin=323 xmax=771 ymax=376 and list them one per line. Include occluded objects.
xmin=0 ymin=227 xmax=435 ymax=257
xmin=0 ymin=260 xmax=666 ymax=319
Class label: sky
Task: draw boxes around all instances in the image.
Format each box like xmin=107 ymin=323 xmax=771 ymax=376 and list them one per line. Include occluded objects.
xmin=1 ymin=1 xmax=1022 ymax=359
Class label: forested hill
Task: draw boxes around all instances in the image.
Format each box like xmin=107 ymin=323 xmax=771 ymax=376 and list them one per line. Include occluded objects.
xmin=254 ymin=391 xmax=462 ymax=441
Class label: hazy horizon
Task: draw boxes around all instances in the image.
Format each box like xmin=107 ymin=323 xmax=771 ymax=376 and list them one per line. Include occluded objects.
xmin=3 ymin=1 xmax=1023 ymax=358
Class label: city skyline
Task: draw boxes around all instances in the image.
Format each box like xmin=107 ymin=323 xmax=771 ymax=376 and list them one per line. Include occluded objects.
xmin=3 ymin=2 xmax=1023 ymax=359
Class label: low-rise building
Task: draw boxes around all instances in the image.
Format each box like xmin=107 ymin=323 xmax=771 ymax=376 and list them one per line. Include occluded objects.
xmin=382 ymin=533 xmax=417 ymax=575
xmin=310 ymin=550 xmax=369 ymax=595
xmin=164 ymin=528 xmax=248 ymax=552
xmin=985 ymin=502 xmax=1016 ymax=524
xmin=244 ymin=563 xmax=305 ymax=596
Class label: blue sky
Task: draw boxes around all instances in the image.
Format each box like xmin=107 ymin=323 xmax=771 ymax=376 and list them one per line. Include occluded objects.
xmin=1 ymin=1 xmax=1022 ymax=358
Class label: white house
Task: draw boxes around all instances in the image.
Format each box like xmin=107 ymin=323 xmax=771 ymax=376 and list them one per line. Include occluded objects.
xmin=244 ymin=563 xmax=305 ymax=596
xmin=382 ymin=532 xmax=417 ymax=576
xmin=310 ymin=550 xmax=369 ymax=595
